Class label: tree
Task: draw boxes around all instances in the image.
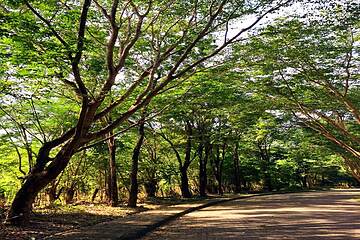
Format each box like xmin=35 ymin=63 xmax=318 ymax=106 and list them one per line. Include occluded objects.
xmin=159 ymin=120 xmax=195 ymax=198
xmin=237 ymin=2 xmax=360 ymax=181
xmin=2 ymin=0 xmax=292 ymax=225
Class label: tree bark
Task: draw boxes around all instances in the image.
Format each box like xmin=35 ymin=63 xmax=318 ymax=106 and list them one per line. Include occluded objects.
xmin=128 ymin=117 xmax=145 ymax=207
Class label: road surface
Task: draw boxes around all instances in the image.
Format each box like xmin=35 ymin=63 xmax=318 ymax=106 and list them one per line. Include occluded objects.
xmin=142 ymin=190 xmax=360 ymax=239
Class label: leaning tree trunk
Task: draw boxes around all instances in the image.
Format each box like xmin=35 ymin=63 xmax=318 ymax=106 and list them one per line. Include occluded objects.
xmin=91 ymin=188 xmax=99 ymax=202
xmin=340 ymin=155 xmax=360 ymax=183
xmin=106 ymin=130 xmax=118 ymax=207
xmin=128 ymin=118 xmax=145 ymax=207
xmin=6 ymin=142 xmax=75 ymax=225
xmin=6 ymin=176 xmax=47 ymax=225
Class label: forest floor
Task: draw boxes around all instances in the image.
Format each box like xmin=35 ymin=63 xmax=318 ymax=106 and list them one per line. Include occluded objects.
xmin=0 ymin=196 xmax=210 ymax=240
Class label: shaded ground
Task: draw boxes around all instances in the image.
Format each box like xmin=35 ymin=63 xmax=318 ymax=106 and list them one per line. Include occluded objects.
xmin=0 ymin=203 xmax=143 ymax=240
xmin=46 ymin=196 xmax=233 ymax=240
xmin=143 ymin=190 xmax=360 ymax=240
xmin=0 ymin=196 xmax=213 ymax=240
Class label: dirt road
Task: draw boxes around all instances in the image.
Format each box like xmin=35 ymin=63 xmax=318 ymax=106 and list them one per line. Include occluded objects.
xmin=142 ymin=190 xmax=360 ymax=239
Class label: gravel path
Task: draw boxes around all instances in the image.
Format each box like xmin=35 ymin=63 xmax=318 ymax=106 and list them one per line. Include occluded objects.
xmin=142 ymin=190 xmax=360 ymax=240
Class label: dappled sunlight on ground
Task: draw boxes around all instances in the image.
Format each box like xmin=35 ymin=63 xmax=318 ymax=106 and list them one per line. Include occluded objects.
xmin=143 ymin=190 xmax=360 ymax=239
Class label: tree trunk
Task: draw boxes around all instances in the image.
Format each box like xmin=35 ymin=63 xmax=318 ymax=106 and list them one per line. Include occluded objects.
xmin=213 ymin=144 xmax=225 ymax=195
xmin=91 ymin=188 xmax=99 ymax=202
xmin=107 ymin=130 xmax=118 ymax=207
xmin=233 ymin=142 xmax=241 ymax=193
xmin=65 ymin=187 xmax=75 ymax=204
xmin=47 ymin=187 xmax=57 ymax=204
xmin=179 ymin=121 xmax=193 ymax=198
xmin=159 ymin=121 xmax=193 ymax=198
xmin=143 ymin=139 xmax=158 ymax=198
xmin=6 ymin=148 xmax=73 ymax=225
xmin=264 ymin=172 xmax=273 ymax=192
xmin=198 ymin=143 xmax=205 ymax=197
xmin=144 ymin=179 xmax=157 ymax=197
xmin=46 ymin=179 xmax=63 ymax=204
xmin=199 ymin=141 xmax=210 ymax=197
xmin=128 ymin=118 xmax=145 ymax=207
xmin=257 ymin=141 xmax=273 ymax=192
xmin=301 ymin=175 xmax=307 ymax=188
xmin=5 ymin=179 xmax=40 ymax=225
xmin=218 ymin=143 xmax=226 ymax=195
xmin=180 ymin=166 xmax=192 ymax=198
